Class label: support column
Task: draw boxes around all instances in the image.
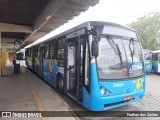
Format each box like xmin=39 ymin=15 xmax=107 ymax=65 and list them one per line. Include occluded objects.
xmin=0 ymin=32 xmax=1 ymax=76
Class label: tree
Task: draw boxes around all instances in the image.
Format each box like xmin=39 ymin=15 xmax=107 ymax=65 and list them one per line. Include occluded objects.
xmin=128 ymin=12 xmax=160 ymax=50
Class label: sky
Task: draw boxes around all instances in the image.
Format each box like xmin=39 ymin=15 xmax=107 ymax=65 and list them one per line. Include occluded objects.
xmin=25 ymin=0 xmax=160 ymax=48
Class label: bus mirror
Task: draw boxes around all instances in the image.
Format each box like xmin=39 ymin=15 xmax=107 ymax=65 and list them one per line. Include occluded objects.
xmin=92 ymin=39 xmax=99 ymax=57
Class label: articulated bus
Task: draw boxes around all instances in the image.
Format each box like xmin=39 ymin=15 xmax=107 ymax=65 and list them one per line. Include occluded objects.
xmin=152 ymin=50 xmax=160 ymax=73
xmin=25 ymin=21 xmax=145 ymax=111
xmin=143 ymin=49 xmax=152 ymax=73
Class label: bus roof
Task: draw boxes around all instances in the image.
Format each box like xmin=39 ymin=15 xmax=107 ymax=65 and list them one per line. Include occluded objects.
xmin=89 ymin=21 xmax=135 ymax=32
xmin=27 ymin=21 xmax=136 ymax=48
xmin=143 ymin=49 xmax=152 ymax=52
xmin=152 ymin=50 xmax=160 ymax=53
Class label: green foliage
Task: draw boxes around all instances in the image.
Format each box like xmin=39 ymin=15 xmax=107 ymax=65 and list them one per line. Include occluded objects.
xmin=128 ymin=13 xmax=160 ymax=50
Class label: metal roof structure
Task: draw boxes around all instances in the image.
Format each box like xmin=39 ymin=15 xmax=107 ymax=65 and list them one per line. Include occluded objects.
xmin=0 ymin=0 xmax=100 ymax=51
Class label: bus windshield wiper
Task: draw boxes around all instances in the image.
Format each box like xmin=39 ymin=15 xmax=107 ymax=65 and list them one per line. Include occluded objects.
xmin=129 ymin=38 xmax=135 ymax=64
xmin=106 ymin=35 xmax=122 ymax=65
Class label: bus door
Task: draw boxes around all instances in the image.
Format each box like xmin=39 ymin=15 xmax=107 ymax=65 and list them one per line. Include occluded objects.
xmin=65 ymin=38 xmax=81 ymax=103
xmin=39 ymin=46 xmax=44 ymax=77
xmin=158 ymin=54 xmax=160 ymax=73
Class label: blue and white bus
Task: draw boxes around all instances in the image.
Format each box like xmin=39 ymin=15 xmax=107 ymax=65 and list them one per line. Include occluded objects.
xmin=152 ymin=50 xmax=160 ymax=73
xmin=143 ymin=49 xmax=152 ymax=73
xmin=25 ymin=21 xmax=145 ymax=111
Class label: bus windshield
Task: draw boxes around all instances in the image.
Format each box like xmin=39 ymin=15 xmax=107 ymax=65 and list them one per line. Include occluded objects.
xmin=143 ymin=50 xmax=152 ymax=62
xmin=96 ymin=36 xmax=143 ymax=80
xmin=144 ymin=54 xmax=152 ymax=62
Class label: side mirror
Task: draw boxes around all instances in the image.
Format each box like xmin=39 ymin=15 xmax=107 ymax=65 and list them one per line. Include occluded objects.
xmin=91 ymin=39 xmax=99 ymax=58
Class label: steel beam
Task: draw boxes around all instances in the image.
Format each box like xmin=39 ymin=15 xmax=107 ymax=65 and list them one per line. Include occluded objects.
xmin=0 ymin=22 xmax=33 ymax=33
xmin=1 ymin=37 xmax=17 ymax=43
xmin=20 ymin=0 xmax=67 ymax=47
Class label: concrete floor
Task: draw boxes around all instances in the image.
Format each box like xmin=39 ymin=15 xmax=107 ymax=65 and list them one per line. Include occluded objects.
xmin=0 ymin=62 xmax=77 ymax=120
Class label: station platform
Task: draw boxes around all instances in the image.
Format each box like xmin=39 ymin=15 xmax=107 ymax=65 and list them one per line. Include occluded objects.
xmin=0 ymin=62 xmax=77 ymax=120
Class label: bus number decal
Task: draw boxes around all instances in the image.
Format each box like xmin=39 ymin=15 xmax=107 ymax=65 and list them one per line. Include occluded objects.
xmin=113 ymin=83 xmax=124 ymax=88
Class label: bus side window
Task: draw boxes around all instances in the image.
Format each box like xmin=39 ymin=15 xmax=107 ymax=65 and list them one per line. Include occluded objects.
xmin=49 ymin=40 xmax=56 ymax=59
xmin=31 ymin=48 xmax=32 ymax=57
xmin=57 ymin=38 xmax=65 ymax=59
xmin=80 ymin=35 xmax=89 ymax=87
xmin=37 ymin=47 xmax=40 ymax=57
xmin=85 ymin=41 xmax=90 ymax=86
xmin=29 ymin=49 xmax=30 ymax=57
xmin=152 ymin=53 xmax=158 ymax=61
xmin=28 ymin=48 xmax=32 ymax=57
xmin=28 ymin=49 xmax=30 ymax=57
xmin=35 ymin=46 xmax=38 ymax=57
xmin=44 ymin=43 xmax=49 ymax=58
xmin=35 ymin=46 xmax=39 ymax=57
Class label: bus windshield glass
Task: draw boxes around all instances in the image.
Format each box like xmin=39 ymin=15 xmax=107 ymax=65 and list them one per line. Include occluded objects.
xmin=95 ymin=26 xmax=143 ymax=80
xmin=144 ymin=53 xmax=152 ymax=61
xmin=143 ymin=50 xmax=152 ymax=62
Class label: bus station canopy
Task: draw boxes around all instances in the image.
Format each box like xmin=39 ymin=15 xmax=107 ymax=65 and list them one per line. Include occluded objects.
xmin=0 ymin=0 xmax=99 ymax=51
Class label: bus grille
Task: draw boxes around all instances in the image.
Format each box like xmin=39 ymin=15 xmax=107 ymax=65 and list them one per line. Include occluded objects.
xmin=104 ymin=99 xmax=133 ymax=108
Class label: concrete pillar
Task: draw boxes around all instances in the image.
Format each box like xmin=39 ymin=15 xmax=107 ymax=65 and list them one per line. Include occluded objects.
xmin=2 ymin=51 xmax=8 ymax=67
xmin=0 ymin=32 xmax=1 ymax=76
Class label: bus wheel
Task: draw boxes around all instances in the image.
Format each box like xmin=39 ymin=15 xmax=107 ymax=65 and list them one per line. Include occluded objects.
xmin=152 ymin=67 xmax=155 ymax=73
xmin=57 ymin=75 xmax=64 ymax=93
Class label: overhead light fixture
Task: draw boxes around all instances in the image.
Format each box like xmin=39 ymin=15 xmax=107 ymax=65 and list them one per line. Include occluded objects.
xmin=46 ymin=15 xmax=52 ymax=20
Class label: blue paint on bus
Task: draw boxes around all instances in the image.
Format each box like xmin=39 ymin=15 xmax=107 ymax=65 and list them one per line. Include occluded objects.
xmin=82 ymin=62 xmax=145 ymax=111
xmin=25 ymin=21 xmax=145 ymax=111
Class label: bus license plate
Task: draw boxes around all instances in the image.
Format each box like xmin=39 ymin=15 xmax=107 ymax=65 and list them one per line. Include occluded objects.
xmin=124 ymin=96 xmax=132 ymax=101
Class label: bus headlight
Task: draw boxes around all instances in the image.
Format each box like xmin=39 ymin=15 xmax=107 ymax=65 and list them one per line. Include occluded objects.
xmin=100 ymin=88 xmax=106 ymax=95
xmin=106 ymin=90 xmax=110 ymax=95
xmin=100 ymin=85 xmax=110 ymax=96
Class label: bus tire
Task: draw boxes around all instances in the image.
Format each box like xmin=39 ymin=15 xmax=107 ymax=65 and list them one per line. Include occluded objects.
xmin=152 ymin=67 xmax=156 ymax=73
xmin=57 ymin=74 xmax=64 ymax=93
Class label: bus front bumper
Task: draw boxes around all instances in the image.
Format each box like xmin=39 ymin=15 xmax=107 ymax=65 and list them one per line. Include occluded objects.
xmin=89 ymin=89 xmax=145 ymax=111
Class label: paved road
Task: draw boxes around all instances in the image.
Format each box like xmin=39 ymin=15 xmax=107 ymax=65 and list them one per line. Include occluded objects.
xmin=57 ymin=73 xmax=160 ymax=120
xmin=146 ymin=73 xmax=160 ymax=98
